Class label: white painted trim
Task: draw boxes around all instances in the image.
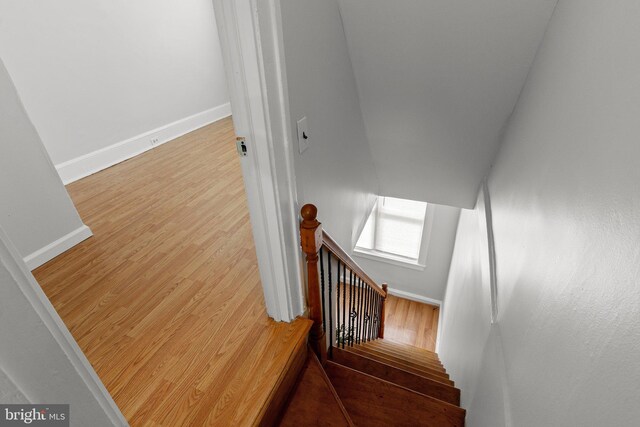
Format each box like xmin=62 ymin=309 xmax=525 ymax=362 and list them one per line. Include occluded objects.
xmin=482 ymin=180 xmax=499 ymax=323
xmin=211 ymin=0 xmax=303 ymax=321
xmin=1 ymin=226 xmax=127 ymax=425
xmin=55 ymin=103 xmax=232 ymax=184
xmin=353 ymin=249 xmax=426 ymax=271
xmin=23 ymin=225 xmax=93 ymax=270
xmin=435 ymin=301 xmax=444 ymax=354
xmin=386 ymin=286 xmax=442 ymax=307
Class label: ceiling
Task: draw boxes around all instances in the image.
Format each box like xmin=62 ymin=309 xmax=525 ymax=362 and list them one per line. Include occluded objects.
xmin=338 ymin=0 xmax=558 ymax=208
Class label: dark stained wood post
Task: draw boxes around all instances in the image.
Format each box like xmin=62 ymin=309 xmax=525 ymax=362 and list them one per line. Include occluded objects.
xmin=300 ymin=204 xmax=327 ymax=364
xmin=379 ymin=283 xmax=388 ymax=339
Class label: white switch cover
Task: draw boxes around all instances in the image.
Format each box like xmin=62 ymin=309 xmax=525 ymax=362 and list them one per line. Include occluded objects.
xmin=297 ymin=116 xmax=310 ymax=154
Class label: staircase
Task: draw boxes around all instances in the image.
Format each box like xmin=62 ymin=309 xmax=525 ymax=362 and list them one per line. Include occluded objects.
xmin=271 ymin=205 xmax=465 ymax=426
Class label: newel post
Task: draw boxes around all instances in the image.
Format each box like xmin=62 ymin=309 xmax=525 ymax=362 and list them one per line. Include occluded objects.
xmin=379 ymin=283 xmax=388 ymax=339
xmin=300 ymin=204 xmax=327 ymax=364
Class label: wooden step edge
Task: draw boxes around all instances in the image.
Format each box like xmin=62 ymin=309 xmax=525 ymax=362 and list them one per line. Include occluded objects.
xmin=256 ymin=318 xmax=313 ymax=427
xmin=325 ymin=361 xmax=466 ymax=425
xmin=343 ymin=346 xmax=454 ymax=386
xmin=366 ymin=339 xmax=441 ymax=360
xmin=309 ymin=349 xmax=355 ymax=426
xmin=331 ymin=347 xmax=461 ymax=406
xmin=362 ymin=344 xmax=443 ymax=367
xmin=360 ymin=343 xmax=445 ymax=369
xmin=350 ymin=346 xmax=451 ymax=379
xmin=368 ymin=339 xmax=441 ymax=358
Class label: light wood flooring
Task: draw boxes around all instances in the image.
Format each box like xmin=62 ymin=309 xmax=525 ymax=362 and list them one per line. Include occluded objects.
xmin=34 ymin=117 xmax=312 ymax=426
xmin=335 ymin=285 xmax=439 ymax=352
xmin=383 ymin=295 xmax=439 ymax=352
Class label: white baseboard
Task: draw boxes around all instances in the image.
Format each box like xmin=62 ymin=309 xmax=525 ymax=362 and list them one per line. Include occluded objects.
xmin=386 ymin=287 xmax=442 ymax=307
xmin=23 ymin=225 xmax=93 ymax=270
xmin=55 ymin=103 xmax=232 ymax=184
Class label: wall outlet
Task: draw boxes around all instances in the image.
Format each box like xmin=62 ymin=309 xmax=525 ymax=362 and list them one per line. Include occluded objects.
xmin=150 ymin=137 xmax=159 ymax=146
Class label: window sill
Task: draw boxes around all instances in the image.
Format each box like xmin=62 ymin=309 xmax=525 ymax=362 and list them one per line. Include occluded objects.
xmin=353 ymin=248 xmax=426 ymax=271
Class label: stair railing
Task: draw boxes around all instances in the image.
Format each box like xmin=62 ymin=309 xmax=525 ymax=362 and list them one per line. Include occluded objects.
xmin=300 ymin=204 xmax=388 ymax=364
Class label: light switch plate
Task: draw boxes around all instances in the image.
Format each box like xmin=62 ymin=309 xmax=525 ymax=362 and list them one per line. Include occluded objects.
xmin=297 ymin=116 xmax=310 ymax=154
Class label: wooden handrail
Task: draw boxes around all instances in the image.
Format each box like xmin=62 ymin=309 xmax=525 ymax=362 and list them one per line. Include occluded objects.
xmin=321 ymin=230 xmax=387 ymax=297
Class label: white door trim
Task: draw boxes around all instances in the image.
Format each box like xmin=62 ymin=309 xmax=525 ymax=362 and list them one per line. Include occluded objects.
xmin=212 ymin=0 xmax=304 ymax=321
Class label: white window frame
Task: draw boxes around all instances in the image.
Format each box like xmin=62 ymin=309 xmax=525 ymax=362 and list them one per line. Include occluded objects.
xmin=353 ymin=198 xmax=434 ymax=271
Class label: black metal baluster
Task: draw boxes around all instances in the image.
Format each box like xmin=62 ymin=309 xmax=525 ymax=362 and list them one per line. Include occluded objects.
xmin=342 ymin=263 xmax=347 ymax=349
xmin=374 ymin=292 xmax=380 ymax=339
xmin=356 ymin=277 xmax=362 ymax=344
xmin=320 ymin=247 xmax=325 ymax=332
xmin=376 ymin=292 xmax=381 ymax=338
xmin=348 ymin=269 xmax=354 ymax=346
xmin=368 ymin=288 xmax=376 ymax=341
xmin=378 ymin=292 xmax=383 ymax=338
xmin=364 ymin=285 xmax=370 ymax=342
xmin=371 ymin=291 xmax=376 ymax=341
xmin=360 ymin=279 xmax=366 ymax=344
xmin=336 ymin=259 xmax=341 ymax=350
xmin=328 ymin=251 xmax=333 ymax=357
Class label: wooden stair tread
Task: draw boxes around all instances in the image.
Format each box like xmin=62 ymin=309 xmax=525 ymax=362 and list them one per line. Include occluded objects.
xmin=258 ymin=319 xmax=313 ymax=427
xmin=366 ymin=339 xmax=440 ymax=358
xmin=325 ymin=362 xmax=465 ymax=427
xmin=278 ymin=351 xmax=354 ymax=427
xmin=345 ymin=346 xmax=453 ymax=385
xmin=365 ymin=339 xmax=441 ymax=362
xmin=358 ymin=343 xmax=445 ymax=371
xmin=331 ymin=347 xmax=460 ymax=406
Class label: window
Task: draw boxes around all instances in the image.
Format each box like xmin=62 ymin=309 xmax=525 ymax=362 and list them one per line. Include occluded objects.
xmin=355 ymin=196 xmax=428 ymax=268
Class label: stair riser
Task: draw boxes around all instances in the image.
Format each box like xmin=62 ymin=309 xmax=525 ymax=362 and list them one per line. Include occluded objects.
xmin=360 ymin=345 xmax=445 ymax=370
xmin=365 ymin=341 xmax=441 ymax=362
xmin=345 ymin=347 xmax=454 ymax=386
xmin=349 ymin=347 xmax=450 ymax=380
xmin=326 ymin=362 xmax=465 ymax=427
xmin=332 ymin=348 xmax=460 ymax=406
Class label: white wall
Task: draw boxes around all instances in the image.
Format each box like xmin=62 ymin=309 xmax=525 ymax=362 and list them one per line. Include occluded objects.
xmin=0 ymin=59 xmax=90 ymax=268
xmin=0 ymin=226 xmax=125 ymax=426
xmin=355 ymin=204 xmax=460 ymax=302
xmin=280 ymin=0 xmax=379 ymax=252
xmin=337 ymin=0 xmax=557 ymax=208
xmin=440 ymin=1 xmax=640 ymax=425
xmin=0 ymin=0 xmax=229 ymax=181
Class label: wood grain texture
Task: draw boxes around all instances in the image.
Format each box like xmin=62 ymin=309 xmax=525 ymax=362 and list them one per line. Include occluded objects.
xmin=325 ymin=362 xmax=465 ymax=427
xmin=383 ymin=295 xmax=440 ymax=351
xmin=331 ymin=347 xmax=460 ymax=406
xmin=359 ymin=343 xmax=445 ymax=371
xmin=258 ymin=328 xmax=311 ymax=427
xmin=365 ymin=339 xmax=442 ymax=362
xmin=343 ymin=345 xmax=453 ymax=386
xmin=278 ymin=350 xmax=354 ymax=427
xmin=33 ymin=118 xmax=313 ymax=426
xmin=300 ymin=205 xmax=327 ymax=364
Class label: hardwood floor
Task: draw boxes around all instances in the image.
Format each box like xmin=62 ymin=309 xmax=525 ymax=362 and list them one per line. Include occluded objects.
xmin=383 ymin=295 xmax=439 ymax=352
xmin=33 ymin=117 xmax=312 ymax=426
